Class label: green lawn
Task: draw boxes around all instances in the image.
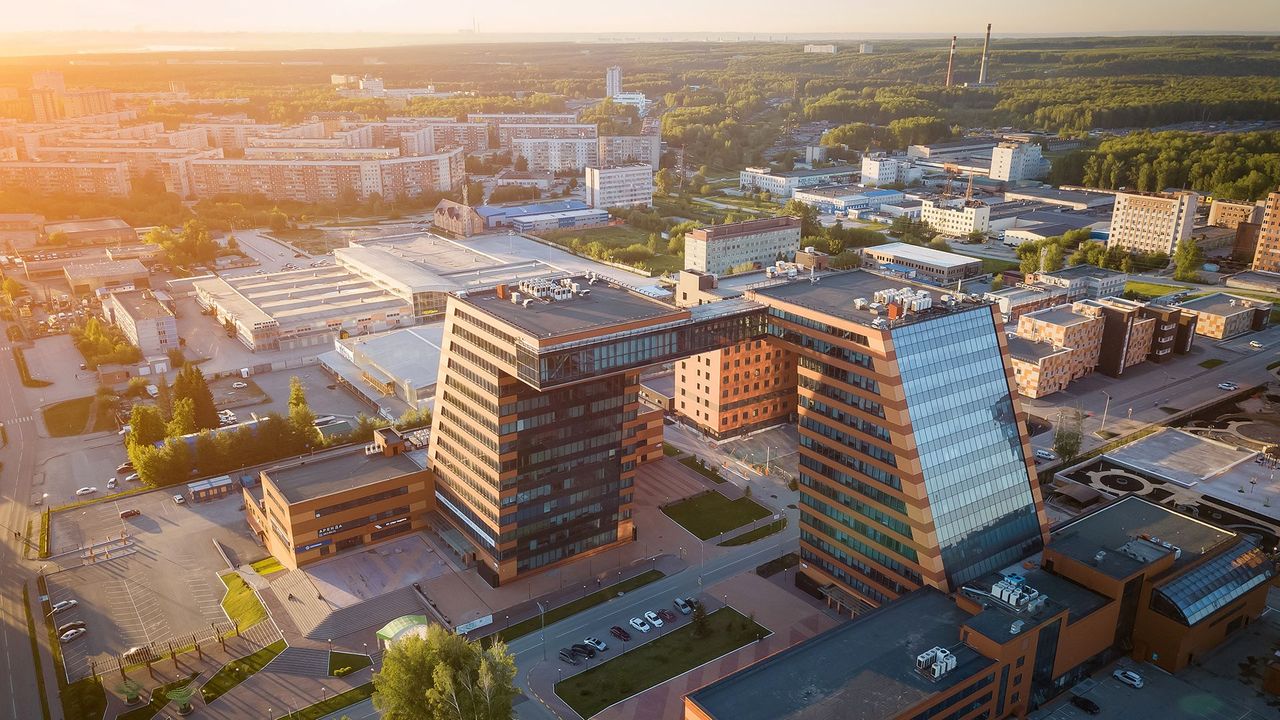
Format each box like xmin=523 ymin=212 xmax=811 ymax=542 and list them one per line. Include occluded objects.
xmin=250 ymin=557 xmax=285 ymax=576
xmin=42 ymin=395 xmax=115 ymax=437
xmin=663 ymin=492 xmax=771 ymax=540
xmin=662 ymin=442 xmax=683 ymax=457
xmin=1123 ymin=280 xmax=1186 ymax=300
xmin=755 ymin=552 xmax=799 ymax=578
xmin=199 ymin=639 xmax=286 ymax=703
xmin=979 ymin=258 xmax=1018 ymax=274
xmin=116 ymin=672 xmax=199 ymax=720
xmin=678 ymin=456 xmax=726 ymax=484
xmin=555 ymin=608 xmax=768 ymax=718
xmin=483 ymin=570 xmax=665 ymax=647
xmin=1199 ymin=358 xmax=1226 ymax=369
xmin=538 ymin=224 xmax=650 ymax=247
xmin=718 ymin=518 xmax=787 ymax=547
xmin=282 ymin=682 xmax=374 ymax=720
xmin=219 ymin=573 xmax=267 ymax=631
xmin=328 ymin=651 xmax=372 ymax=676
xmin=62 ymin=677 xmax=107 ymax=720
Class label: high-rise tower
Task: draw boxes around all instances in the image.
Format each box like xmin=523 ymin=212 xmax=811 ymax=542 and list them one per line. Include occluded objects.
xmin=605 ymin=65 xmax=622 ymax=97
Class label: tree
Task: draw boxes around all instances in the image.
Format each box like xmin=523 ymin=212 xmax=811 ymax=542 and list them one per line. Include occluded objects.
xmin=2 ymin=277 xmax=25 ymax=303
xmin=513 ymin=155 xmax=529 ymax=172
xmin=1053 ymin=408 xmax=1085 ymax=462
xmin=167 ymin=397 xmax=198 ymax=437
xmin=654 ymin=168 xmax=676 ymax=196
xmin=288 ymin=376 xmax=317 ymax=450
xmin=990 ymin=274 xmax=1004 ymax=291
xmin=928 ymin=236 xmax=951 ymax=252
xmin=691 ymin=601 xmax=710 ymax=638
xmin=156 ymin=373 xmax=172 ymax=420
xmin=781 ymin=199 xmax=820 ymax=237
xmin=174 ymin=364 xmax=219 ymax=431
xmin=268 ymin=208 xmax=289 ymax=233
xmin=127 ymin=404 xmax=168 ymax=447
xmin=373 ymin=625 xmax=517 ymax=720
xmin=1173 ymin=237 xmax=1203 ymax=282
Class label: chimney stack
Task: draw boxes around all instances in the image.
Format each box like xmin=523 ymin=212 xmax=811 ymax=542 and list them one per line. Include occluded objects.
xmin=978 ymin=23 xmax=992 ymax=85
xmin=945 ymin=35 xmax=957 ymax=88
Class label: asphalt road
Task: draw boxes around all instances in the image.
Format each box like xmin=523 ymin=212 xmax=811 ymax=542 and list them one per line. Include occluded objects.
xmin=0 ymin=337 xmax=44 ymax=720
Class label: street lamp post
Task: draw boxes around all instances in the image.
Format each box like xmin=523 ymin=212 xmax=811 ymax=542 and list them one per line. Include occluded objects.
xmin=1100 ymin=392 xmax=1112 ymax=433
xmin=536 ymin=601 xmax=547 ymax=661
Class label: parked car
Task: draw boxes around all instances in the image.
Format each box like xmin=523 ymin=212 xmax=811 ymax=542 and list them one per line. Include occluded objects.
xmin=673 ymin=597 xmax=692 ymax=615
xmin=51 ymin=599 xmax=78 ymax=614
xmin=116 ymin=462 xmax=133 ymax=473
xmin=124 ymin=473 xmax=140 ymax=482
xmin=557 ymin=649 xmax=579 ymax=666
xmin=629 ymin=617 xmax=651 ymax=634
xmin=232 ymin=381 xmax=248 ymax=389
xmin=644 ymin=610 xmax=663 ymax=628
xmin=59 ymin=628 xmax=86 ymax=643
xmin=570 ymin=643 xmax=595 ymax=659
xmin=1069 ymin=696 xmax=1101 ymax=715
xmin=657 ymin=609 xmax=677 ymax=624
xmin=584 ymin=637 xmax=608 ymax=652
xmin=173 ymin=494 xmax=186 ymax=505
xmin=75 ymin=487 xmax=96 ymax=496
xmin=119 ymin=509 xmax=141 ymax=520
xmin=57 ymin=621 xmax=85 ymax=634
xmin=609 ymin=626 xmax=632 ymax=642
xmin=1112 ymin=669 xmax=1144 ymax=688
xmin=107 ymin=478 xmax=118 ymax=489
xmin=1218 ymin=382 xmax=1239 ymax=391
xmin=1249 ymin=340 xmax=1263 ymax=349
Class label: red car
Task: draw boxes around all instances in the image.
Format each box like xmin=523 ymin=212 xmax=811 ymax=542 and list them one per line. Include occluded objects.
xmin=657 ymin=609 xmax=678 ymax=624
xmin=609 ymin=625 xmax=631 ymax=642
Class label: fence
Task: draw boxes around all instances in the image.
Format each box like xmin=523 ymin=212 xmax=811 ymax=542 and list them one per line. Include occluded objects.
xmin=85 ymin=620 xmax=239 ymax=681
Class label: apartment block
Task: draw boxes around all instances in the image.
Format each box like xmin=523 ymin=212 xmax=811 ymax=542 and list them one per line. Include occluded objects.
xmin=738 ymin=165 xmax=858 ymax=198
xmin=605 ymin=66 xmax=621 ymax=97
xmin=989 ymin=141 xmax=1046 ymax=182
xmin=1177 ymin=292 xmax=1273 ymax=339
xmin=1208 ymin=198 xmax=1264 ymax=229
xmin=510 ymin=137 xmax=598 ymax=173
xmin=427 ymin=276 xmax=763 ymax=585
xmin=30 ymin=87 xmax=62 ymax=122
xmin=1014 ymin=304 xmax=1103 ymax=383
xmin=181 ymin=121 xmax=284 ymax=151
xmin=675 ymin=338 xmax=797 ymax=439
xmin=748 ymin=271 xmax=1049 ymax=606
xmin=597 ymin=133 xmax=662 ymax=171
xmin=685 ymin=216 xmax=802 ymax=276
xmin=0 ymin=160 xmax=132 ymax=196
xmin=585 ymin=164 xmax=653 ymax=209
xmin=101 ymin=289 xmax=178 ymax=357
xmin=497 ymin=123 xmax=597 ymax=148
xmin=860 ymin=154 xmax=922 ymax=187
xmin=1253 ymin=187 xmax=1280 ymax=273
xmin=1106 ymin=190 xmax=1198 ymax=255
xmin=62 ymin=89 xmax=114 ymax=119
xmin=920 ymin=199 xmax=991 ymax=237
xmin=465 ymin=112 xmax=579 ymax=129
xmin=860 ymin=242 xmax=983 ymax=286
xmin=243 ymin=429 xmax=435 ymax=570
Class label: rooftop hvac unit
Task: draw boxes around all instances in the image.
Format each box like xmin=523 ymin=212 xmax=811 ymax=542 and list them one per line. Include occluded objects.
xmin=916 ymin=648 xmax=941 ymax=671
xmin=853 ymin=297 xmax=869 ymax=310
xmin=1010 ymin=620 xmax=1025 ymax=635
xmin=522 ymin=298 xmax=533 ymax=308
xmin=804 ymin=246 xmax=816 ymax=253
xmin=510 ymin=292 xmax=522 ymax=304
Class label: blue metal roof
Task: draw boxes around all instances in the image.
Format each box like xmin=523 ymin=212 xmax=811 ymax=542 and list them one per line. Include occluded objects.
xmin=475 ymin=200 xmax=588 ymax=220
xmin=1152 ymin=538 xmax=1275 ymax=625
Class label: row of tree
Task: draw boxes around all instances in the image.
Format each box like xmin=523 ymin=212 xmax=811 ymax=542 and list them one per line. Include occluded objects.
xmin=71 ymin=318 xmax=142 ymax=370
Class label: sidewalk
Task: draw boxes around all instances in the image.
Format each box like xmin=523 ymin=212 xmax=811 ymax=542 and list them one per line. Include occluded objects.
xmin=26 ymin=577 xmax=64 ymax=720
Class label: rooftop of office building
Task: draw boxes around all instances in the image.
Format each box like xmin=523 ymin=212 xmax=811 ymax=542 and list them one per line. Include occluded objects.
xmin=742 ymin=164 xmax=858 ymax=178
xmin=457 ymin=274 xmax=687 ymax=341
xmin=1049 ymin=495 xmax=1235 ymax=580
xmin=107 ymin=290 xmax=173 ymax=321
xmin=1178 ymin=292 xmax=1273 ymax=316
xmin=1004 ymin=187 xmax=1116 ymax=206
xmin=264 ymin=447 xmax=425 ymax=505
xmin=1040 ymin=264 xmax=1125 ymax=281
xmin=1006 ymin=335 xmax=1067 ymax=363
xmin=748 ymin=269 xmax=990 ymax=330
xmin=684 ymin=589 xmax=994 ymax=720
xmin=1022 ymin=305 xmax=1093 ymax=327
xmin=63 ymin=258 xmax=148 ymax=280
xmin=688 ymin=215 xmax=801 ymax=241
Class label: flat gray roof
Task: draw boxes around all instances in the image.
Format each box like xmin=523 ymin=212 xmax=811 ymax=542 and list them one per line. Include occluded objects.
xmin=750 ymin=269 xmax=988 ymax=330
xmin=1050 ymin=496 xmax=1235 ymax=580
xmin=863 ymin=242 xmax=983 ymax=270
xmin=266 ymin=449 xmax=424 ymax=504
xmin=339 ymin=324 xmax=444 ymax=392
xmin=458 ymin=275 xmax=682 ymax=341
xmin=1007 ymin=335 xmax=1066 ymax=363
xmin=1103 ymin=427 xmax=1256 ymax=489
xmin=1024 ymin=305 xmax=1092 ymax=327
xmin=686 ymin=589 xmax=992 ymax=720
xmin=44 ymin=217 xmax=131 ymax=233
xmin=64 ymin=258 xmax=148 ymax=281
xmin=1042 ymin=264 xmax=1125 ymax=281
xmin=1179 ymin=292 xmax=1273 ymax=317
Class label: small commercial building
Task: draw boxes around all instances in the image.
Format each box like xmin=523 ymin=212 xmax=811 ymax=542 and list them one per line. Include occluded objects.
xmin=1034 ymin=264 xmax=1127 ymax=301
xmin=64 ymin=258 xmax=150 ymax=295
xmin=42 ymin=217 xmax=136 ymax=246
xmin=1014 ymin=304 xmax=1104 ymax=386
xmin=101 ymin=289 xmax=179 ymax=356
xmin=1177 ymin=292 xmax=1273 ymax=339
xmin=243 ymin=428 xmax=435 ymax=570
xmin=860 ymin=242 xmax=983 ymax=286
xmin=494 ymin=169 xmax=554 ymax=191
xmin=738 ymin=165 xmax=858 ymax=198
xmin=685 ymin=216 xmax=802 ymax=276
xmin=1008 ymin=335 xmax=1075 ymax=398
xmin=187 ymin=475 xmax=234 ymax=503
xmin=510 ymin=207 xmax=611 ymax=233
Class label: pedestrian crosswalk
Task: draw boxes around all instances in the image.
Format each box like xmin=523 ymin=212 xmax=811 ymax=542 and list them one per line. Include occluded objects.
xmin=3 ymin=415 xmax=32 ymax=424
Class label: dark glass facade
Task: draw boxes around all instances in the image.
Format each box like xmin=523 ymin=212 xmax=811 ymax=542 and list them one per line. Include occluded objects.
xmin=893 ymin=309 xmax=1044 ymax=589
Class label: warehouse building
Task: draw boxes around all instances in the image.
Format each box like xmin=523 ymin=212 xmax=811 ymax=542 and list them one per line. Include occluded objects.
xmin=860 ymin=242 xmax=983 ymax=286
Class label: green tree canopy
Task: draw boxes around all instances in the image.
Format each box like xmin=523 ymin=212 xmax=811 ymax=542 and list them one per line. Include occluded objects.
xmin=373 ymin=625 xmax=517 ymax=720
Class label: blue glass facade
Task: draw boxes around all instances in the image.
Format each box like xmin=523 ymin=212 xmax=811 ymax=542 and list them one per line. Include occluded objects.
xmin=893 ymin=309 xmax=1043 ymax=589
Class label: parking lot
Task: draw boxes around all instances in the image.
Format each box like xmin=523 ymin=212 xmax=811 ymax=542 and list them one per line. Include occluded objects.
xmin=1037 ymin=660 xmax=1266 ymax=720
xmin=45 ymin=487 xmax=264 ymax=680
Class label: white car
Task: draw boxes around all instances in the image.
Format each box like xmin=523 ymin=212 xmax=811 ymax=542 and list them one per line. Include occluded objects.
xmin=232 ymin=381 xmax=248 ymax=389
xmin=59 ymin=628 xmax=86 ymax=643
xmin=1218 ymin=382 xmax=1239 ymax=391
xmin=583 ymin=637 xmax=608 ymax=652
xmin=644 ymin=610 xmax=663 ymax=628
xmin=1034 ymin=449 xmax=1056 ymax=461
xmin=1112 ymin=669 xmax=1144 ymax=688
xmin=106 ymin=478 xmax=117 ymax=489
xmin=124 ymin=473 xmax=140 ymax=482
xmin=1249 ymin=341 xmax=1263 ymax=349
xmin=75 ymin=487 xmax=97 ymax=496
xmin=629 ymin=617 xmax=651 ymax=634
xmin=173 ymin=494 xmax=186 ymax=505
xmin=51 ymin=599 xmax=78 ymax=614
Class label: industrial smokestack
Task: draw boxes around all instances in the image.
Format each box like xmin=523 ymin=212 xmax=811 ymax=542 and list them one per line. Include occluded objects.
xmin=945 ymin=35 xmax=957 ymax=88
xmin=978 ymin=23 xmax=992 ymax=85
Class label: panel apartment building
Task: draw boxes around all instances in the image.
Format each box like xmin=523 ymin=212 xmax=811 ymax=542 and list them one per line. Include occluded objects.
xmin=597 ymin=133 xmax=662 ymax=171
xmin=427 ymin=275 xmax=764 ymax=586
xmin=746 ymin=271 xmax=1050 ymax=607
xmin=585 ymin=164 xmax=653 ymax=209
xmin=685 ymin=216 xmax=803 ymax=276
xmin=510 ymin=137 xmax=598 ymax=173
xmin=1106 ymin=190 xmax=1198 ymax=255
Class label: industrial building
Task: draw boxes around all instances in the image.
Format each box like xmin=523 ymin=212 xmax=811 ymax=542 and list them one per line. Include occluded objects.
xmin=243 ymin=429 xmax=435 ymax=570
xmin=860 ymin=153 xmax=922 ymax=188
xmin=319 ymin=325 xmax=443 ymax=417
xmin=101 ymin=289 xmax=178 ymax=357
xmin=860 ymin=242 xmax=983 ymax=285
xmin=684 ymin=216 xmax=803 ymax=276
xmin=509 ymin=208 xmax=611 ymax=233
xmin=64 ymin=258 xmax=150 ymax=295
xmin=1002 ymin=186 xmax=1115 ymax=211
xmin=1034 ymin=264 xmax=1127 ymax=301
xmin=789 ymin=185 xmax=904 ymax=215
xmin=1207 ymin=198 xmax=1265 ymax=229
xmin=738 ymin=165 xmax=858 ymax=198
xmin=685 ymin=494 xmax=1275 ymax=720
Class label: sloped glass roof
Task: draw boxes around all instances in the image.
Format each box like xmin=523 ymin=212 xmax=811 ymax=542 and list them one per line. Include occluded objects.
xmin=1152 ymin=538 xmax=1275 ymax=626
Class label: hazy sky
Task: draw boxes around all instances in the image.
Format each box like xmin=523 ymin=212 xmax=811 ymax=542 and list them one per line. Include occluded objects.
xmin=8 ymin=0 xmax=1280 ymax=34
